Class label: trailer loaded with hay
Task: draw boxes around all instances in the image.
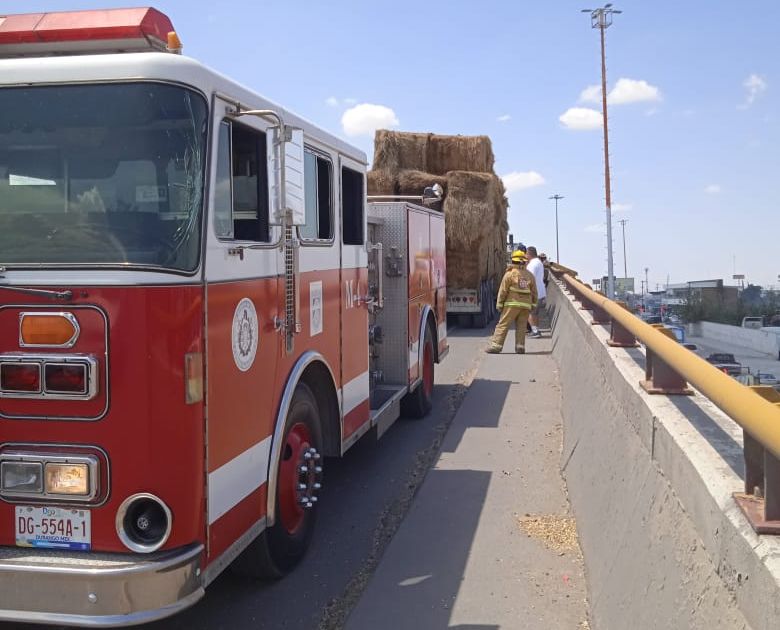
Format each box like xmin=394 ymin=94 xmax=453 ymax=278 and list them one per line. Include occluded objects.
xmin=368 ymin=130 xmax=509 ymax=327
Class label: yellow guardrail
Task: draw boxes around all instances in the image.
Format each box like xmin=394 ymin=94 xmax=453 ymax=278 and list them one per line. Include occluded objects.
xmin=550 ymin=263 xmax=780 ymax=531
xmin=556 ymin=270 xmax=780 ymax=461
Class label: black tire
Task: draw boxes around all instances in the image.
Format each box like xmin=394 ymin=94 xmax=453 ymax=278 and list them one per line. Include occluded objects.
xmin=471 ymin=312 xmax=487 ymax=328
xmin=231 ymin=382 xmax=322 ymax=579
xmin=401 ymin=325 xmax=435 ymax=418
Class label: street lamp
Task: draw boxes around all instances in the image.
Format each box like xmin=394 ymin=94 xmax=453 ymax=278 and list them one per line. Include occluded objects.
xmin=582 ymin=3 xmax=622 ymax=299
xmin=548 ymin=194 xmax=564 ymax=263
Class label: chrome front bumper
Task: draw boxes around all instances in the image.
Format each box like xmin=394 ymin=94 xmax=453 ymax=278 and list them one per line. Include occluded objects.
xmin=0 ymin=543 xmax=204 ymax=627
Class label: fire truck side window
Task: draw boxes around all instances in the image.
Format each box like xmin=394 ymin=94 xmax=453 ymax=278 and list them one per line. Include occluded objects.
xmin=214 ymin=120 xmax=270 ymax=243
xmin=300 ymin=150 xmax=333 ymax=241
xmin=341 ymin=166 xmax=365 ymax=245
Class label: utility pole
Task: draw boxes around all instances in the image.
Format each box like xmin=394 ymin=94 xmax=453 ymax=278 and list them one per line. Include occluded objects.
xmin=583 ymin=3 xmax=621 ymax=299
xmin=548 ymin=194 xmax=564 ymax=263
xmin=644 ymin=266 xmax=649 ymax=298
xmin=618 ymin=218 xmax=628 ymax=280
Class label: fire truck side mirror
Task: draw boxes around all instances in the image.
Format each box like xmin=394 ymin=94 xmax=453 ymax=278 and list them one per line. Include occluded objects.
xmin=267 ymin=126 xmax=306 ymax=226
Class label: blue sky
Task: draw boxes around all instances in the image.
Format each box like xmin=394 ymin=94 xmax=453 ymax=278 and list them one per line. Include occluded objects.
xmin=3 ymin=0 xmax=779 ymax=290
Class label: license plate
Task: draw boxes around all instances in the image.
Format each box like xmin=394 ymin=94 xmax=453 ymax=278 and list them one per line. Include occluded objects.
xmin=15 ymin=505 xmax=91 ymax=551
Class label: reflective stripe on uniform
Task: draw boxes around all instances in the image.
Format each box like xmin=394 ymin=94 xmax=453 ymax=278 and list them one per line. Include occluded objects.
xmin=504 ymin=300 xmax=533 ymax=309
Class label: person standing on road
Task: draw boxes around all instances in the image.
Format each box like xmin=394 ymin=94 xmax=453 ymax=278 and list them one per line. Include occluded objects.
xmin=539 ymin=253 xmax=550 ymax=287
xmin=486 ymin=250 xmax=537 ymax=354
xmin=526 ymin=246 xmax=546 ymax=338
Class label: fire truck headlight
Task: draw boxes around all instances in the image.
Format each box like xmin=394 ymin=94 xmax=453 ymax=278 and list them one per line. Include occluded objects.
xmin=1 ymin=461 xmax=43 ymax=494
xmin=44 ymin=462 xmax=90 ymax=495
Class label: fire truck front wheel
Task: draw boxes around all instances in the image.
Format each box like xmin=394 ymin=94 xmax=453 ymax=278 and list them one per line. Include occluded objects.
xmin=232 ymin=382 xmax=323 ymax=579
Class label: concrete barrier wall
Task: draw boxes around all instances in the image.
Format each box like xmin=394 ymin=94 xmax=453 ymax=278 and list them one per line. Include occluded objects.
xmin=687 ymin=321 xmax=780 ymax=357
xmin=548 ymin=280 xmax=780 ymax=630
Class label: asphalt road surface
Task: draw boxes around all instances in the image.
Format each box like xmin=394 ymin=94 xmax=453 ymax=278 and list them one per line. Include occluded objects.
xmin=9 ymin=328 xmax=487 ymax=630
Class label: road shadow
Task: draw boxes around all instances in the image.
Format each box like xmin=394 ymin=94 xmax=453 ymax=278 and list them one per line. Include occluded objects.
xmin=441 ymin=378 xmax=511 ymax=454
xmin=343 ymin=468 xmax=492 ymax=630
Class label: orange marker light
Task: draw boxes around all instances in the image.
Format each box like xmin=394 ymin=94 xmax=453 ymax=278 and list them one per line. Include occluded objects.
xmin=167 ymin=31 xmax=183 ymax=54
xmin=20 ymin=313 xmax=79 ymax=347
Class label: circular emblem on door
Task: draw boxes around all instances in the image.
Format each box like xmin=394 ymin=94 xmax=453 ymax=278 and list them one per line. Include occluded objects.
xmin=232 ymin=298 xmax=259 ymax=372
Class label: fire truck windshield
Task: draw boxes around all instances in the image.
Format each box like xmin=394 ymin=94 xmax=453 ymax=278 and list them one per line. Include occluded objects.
xmin=0 ymin=82 xmax=208 ymax=272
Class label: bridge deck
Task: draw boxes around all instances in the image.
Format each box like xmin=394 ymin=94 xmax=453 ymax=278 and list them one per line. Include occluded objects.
xmin=346 ymin=330 xmax=590 ymax=629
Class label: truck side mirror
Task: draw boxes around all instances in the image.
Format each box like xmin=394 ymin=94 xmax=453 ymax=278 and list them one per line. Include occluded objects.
xmin=267 ymin=126 xmax=305 ymax=226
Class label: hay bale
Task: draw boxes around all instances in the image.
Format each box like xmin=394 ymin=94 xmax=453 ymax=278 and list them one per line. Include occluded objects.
xmin=443 ymin=171 xmax=502 ymax=248
xmin=425 ymin=134 xmax=494 ymax=175
xmin=367 ymin=169 xmax=396 ymax=196
xmin=372 ymin=130 xmax=495 ymax=175
xmin=397 ymin=170 xmax=447 ymax=197
xmin=373 ymin=130 xmax=428 ymax=173
xmin=367 ymin=169 xmax=447 ymax=199
xmin=443 ymin=171 xmax=508 ymax=289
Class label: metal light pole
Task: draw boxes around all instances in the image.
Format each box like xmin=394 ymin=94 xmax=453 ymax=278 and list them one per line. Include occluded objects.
xmin=618 ymin=218 xmax=628 ymax=280
xmin=582 ymin=3 xmax=621 ymax=299
xmin=548 ymin=194 xmax=564 ymax=263
xmin=644 ymin=266 xmax=649 ymax=298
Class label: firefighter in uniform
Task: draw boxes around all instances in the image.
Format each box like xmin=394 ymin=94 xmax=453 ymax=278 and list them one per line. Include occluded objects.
xmin=486 ymin=250 xmax=538 ymax=354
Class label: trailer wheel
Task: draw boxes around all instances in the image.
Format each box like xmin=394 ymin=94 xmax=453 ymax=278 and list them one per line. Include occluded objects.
xmin=231 ymin=382 xmax=322 ymax=579
xmin=401 ymin=325 xmax=435 ymax=418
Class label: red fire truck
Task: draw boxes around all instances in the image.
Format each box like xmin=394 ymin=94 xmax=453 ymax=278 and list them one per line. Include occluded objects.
xmin=0 ymin=7 xmax=448 ymax=625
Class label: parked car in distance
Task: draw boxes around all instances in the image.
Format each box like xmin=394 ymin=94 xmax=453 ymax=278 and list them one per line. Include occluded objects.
xmin=706 ymin=352 xmax=742 ymax=376
xmin=742 ymin=316 xmax=764 ymax=329
xmin=758 ymin=373 xmax=779 ymax=387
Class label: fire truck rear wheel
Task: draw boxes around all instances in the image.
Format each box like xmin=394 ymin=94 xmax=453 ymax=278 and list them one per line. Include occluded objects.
xmin=231 ymin=382 xmax=322 ymax=579
xmin=401 ymin=325 xmax=434 ymax=419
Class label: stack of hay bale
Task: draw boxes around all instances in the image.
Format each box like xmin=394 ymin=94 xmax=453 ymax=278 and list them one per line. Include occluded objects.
xmin=367 ymin=130 xmax=509 ymax=296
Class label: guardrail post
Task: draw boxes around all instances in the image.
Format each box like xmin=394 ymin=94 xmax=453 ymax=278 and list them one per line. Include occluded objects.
xmin=734 ymin=386 xmax=780 ymax=534
xmin=607 ymin=301 xmax=639 ymax=348
xmin=639 ymin=327 xmax=693 ymax=395
xmin=589 ymin=300 xmax=610 ymax=325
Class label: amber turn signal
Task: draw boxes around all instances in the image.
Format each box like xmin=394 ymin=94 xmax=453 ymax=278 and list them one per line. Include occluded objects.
xmin=20 ymin=313 xmax=79 ymax=347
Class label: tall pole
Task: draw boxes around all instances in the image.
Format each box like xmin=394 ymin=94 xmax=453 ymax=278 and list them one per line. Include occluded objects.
xmin=618 ymin=218 xmax=628 ymax=279
xmin=549 ymin=194 xmax=564 ymax=263
xmin=583 ymin=4 xmax=621 ymax=299
xmin=644 ymin=266 xmax=649 ymax=298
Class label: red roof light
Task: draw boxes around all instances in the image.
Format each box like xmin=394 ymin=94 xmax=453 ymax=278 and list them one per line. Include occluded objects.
xmin=0 ymin=7 xmax=176 ymax=54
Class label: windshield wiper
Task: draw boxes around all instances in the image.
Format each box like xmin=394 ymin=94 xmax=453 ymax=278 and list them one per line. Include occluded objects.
xmin=0 ymin=270 xmax=73 ymax=301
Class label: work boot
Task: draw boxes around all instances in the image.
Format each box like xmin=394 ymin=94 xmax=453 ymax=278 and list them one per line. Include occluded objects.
xmin=485 ymin=345 xmax=502 ymax=354
xmin=515 ymin=346 xmax=525 ymax=354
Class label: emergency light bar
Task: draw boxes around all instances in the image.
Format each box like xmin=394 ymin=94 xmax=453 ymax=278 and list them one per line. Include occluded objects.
xmin=0 ymin=7 xmax=179 ymax=57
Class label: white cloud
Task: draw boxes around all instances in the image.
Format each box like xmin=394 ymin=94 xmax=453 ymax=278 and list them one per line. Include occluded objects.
xmin=327 ymin=96 xmax=358 ymax=108
xmin=341 ymin=103 xmax=399 ymax=137
xmin=559 ymin=107 xmax=602 ymax=131
xmin=584 ymin=223 xmax=604 ymax=233
xmin=608 ymin=78 xmax=662 ymax=105
xmin=739 ymin=74 xmax=767 ymax=108
xmin=577 ymin=78 xmax=661 ymax=107
xmin=579 ymin=84 xmax=602 ymax=103
xmin=612 ymin=202 xmax=632 ymax=213
xmin=501 ymin=171 xmax=545 ymax=192
xmin=704 ymin=184 xmax=721 ymax=194
xmin=497 ymin=114 xmax=511 ymax=122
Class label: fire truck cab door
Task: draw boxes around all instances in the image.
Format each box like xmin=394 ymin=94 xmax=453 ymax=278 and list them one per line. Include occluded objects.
xmin=203 ymin=96 xmax=281 ymax=556
xmin=339 ymin=156 xmax=370 ymax=444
